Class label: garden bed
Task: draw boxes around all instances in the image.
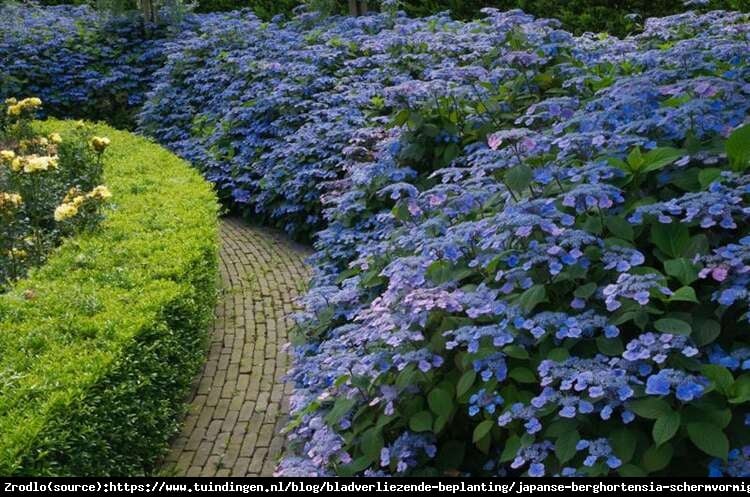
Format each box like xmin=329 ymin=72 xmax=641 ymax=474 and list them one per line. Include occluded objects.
xmin=0 ymin=120 xmax=219 ymax=476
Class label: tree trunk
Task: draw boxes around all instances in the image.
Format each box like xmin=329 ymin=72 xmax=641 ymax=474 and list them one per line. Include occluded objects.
xmin=348 ymin=1 xmax=368 ymax=16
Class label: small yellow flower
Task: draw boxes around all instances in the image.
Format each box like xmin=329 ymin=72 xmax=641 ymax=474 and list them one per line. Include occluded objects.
xmin=10 ymin=157 xmax=23 ymax=172
xmin=87 ymin=185 xmax=112 ymax=201
xmin=49 ymin=133 xmax=63 ymax=144
xmin=7 ymin=248 xmax=27 ymax=260
xmin=4 ymin=98 xmax=17 ymax=106
xmin=0 ymin=150 xmax=15 ymax=162
xmin=89 ymin=136 xmax=111 ymax=153
xmin=0 ymin=192 xmax=23 ymax=210
xmin=54 ymin=202 xmax=79 ymax=222
xmin=6 ymin=104 xmax=21 ymax=117
xmin=17 ymin=97 xmax=42 ymax=110
xmin=23 ymin=155 xmax=58 ymax=173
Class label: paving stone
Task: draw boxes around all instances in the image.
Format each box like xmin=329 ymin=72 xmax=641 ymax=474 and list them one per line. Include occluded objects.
xmin=163 ymin=219 xmax=310 ymax=476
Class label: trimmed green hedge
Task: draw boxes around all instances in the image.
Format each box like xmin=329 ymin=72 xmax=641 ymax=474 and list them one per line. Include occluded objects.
xmin=0 ymin=120 xmax=219 ymax=475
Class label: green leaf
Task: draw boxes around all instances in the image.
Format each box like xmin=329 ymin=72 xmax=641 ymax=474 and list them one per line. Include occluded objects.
xmin=499 ymin=435 xmax=521 ymax=463
xmin=574 ymin=282 xmax=598 ymax=299
xmin=519 ymin=284 xmax=546 ymax=313
xmin=653 ymin=317 xmax=692 ymax=336
xmin=325 ymin=397 xmax=357 ymax=425
xmin=391 ymin=202 xmax=411 ymax=222
xmin=428 ymin=388 xmax=454 ymax=418
xmin=605 ymin=216 xmax=634 ymax=241
xmin=505 ymin=164 xmax=533 ymax=193
xmin=425 ymin=260 xmax=452 ymax=284
xmin=473 ymin=420 xmax=494 ymax=443
xmin=652 ymin=410 xmax=680 ymax=446
xmin=503 ymin=345 xmax=529 ymax=359
xmin=669 ymin=286 xmax=699 ymax=303
xmin=433 ymin=414 xmax=449 ymax=434
xmin=409 ymin=411 xmax=433 ymax=433
xmin=509 ymin=367 xmax=536 ymax=384
xmin=664 ymin=258 xmax=699 ymax=286
xmin=687 ymin=423 xmax=729 ymax=459
xmin=619 ymin=464 xmax=647 ymax=477
xmin=627 ymin=146 xmax=645 ymax=171
xmin=698 ymin=168 xmax=722 ymax=188
xmin=596 ymin=336 xmax=624 ymax=356
xmin=361 ymin=427 xmax=384 ymax=460
xmin=611 ymin=428 xmax=637 ymax=463
xmin=727 ymin=123 xmax=750 ymax=171
xmin=730 ymin=374 xmax=750 ymax=404
xmin=641 ymin=147 xmax=684 ymax=173
xmin=693 ymin=318 xmax=721 ymax=347
xmin=628 ymin=398 xmax=671 ymax=419
xmin=338 ymin=455 xmax=376 ymax=476
xmin=651 ymin=223 xmax=690 ymax=258
xmin=547 ymin=347 xmax=570 ymax=362
xmin=641 ymin=443 xmax=673 ymax=473
xmin=701 ymin=365 xmax=734 ymax=395
xmin=456 ymin=370 xmax=476 ymax=398
xmin=555 ymin=430 xmax=580 ymax=464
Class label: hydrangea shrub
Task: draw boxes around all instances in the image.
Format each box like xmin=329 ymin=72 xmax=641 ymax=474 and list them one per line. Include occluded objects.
xmin=0 ymin=3 xmax=167 ymax=128
xmin=277 ymin=9 xmax=750 ymax=476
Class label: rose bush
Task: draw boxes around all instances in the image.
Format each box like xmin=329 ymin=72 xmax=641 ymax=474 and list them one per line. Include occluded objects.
xmin=0 ymin=97 xmax=111 ymax=292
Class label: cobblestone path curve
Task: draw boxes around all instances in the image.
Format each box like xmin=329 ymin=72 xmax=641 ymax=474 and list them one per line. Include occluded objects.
xmin=163 ymin=218 xmax=311 ymax=476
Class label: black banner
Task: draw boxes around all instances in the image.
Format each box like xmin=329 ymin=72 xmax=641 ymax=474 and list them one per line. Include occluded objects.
xmin=3 ymin=478 xmax=750 ymax=496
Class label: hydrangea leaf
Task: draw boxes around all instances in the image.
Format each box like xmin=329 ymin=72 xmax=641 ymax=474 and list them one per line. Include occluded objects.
xmin=428 ymin=387 xmax=453 ymax=419
xmin=687 ymin=423 xmax=729 ymax=460
xmin=651 ymin=223 xmax=690 ymax=259
xmin=653 ymin=317 xmax=692 ymax=336
xmin=727 ymin=123 xmax=750 ymax=171
xmin=628 ymin=398 xmax=671 ymax=419
xmin=472 ymin=419 xmax=494 ymax=444
xmin=409 ymin=410 xmax=434 ymax=433
xmin=652 ymin=410 xmax=680 ymax=446
xmin=555 ymin=429 xmax=580 ymax=464
xmin=641 ymin=443 xmax=674 ymax=472
xmin=664 ymin=258 xmax=699 ymax=286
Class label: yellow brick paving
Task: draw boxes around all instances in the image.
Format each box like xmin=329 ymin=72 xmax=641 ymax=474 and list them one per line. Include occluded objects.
xmin=163 ymin=218 xmax=311 ymax=476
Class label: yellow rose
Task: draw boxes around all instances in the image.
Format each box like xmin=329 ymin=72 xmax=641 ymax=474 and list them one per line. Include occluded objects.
xmin=0 ymin=150 xmax=15 ymax=162
xmin=19 ymin=97 xmax=42 ymax=110
xmin=7 ymin=104 xmax=21 ymax=117
xmin=49 ymin=133 xmax=63 ymax=144
xmin=10 ymin=157 xmax=22 ymax=172
xmin=23 ymin=155 xmax=58 ymax=173
xmin=88 ymin=185 xmax=112 ymax=201
xmin=7 ymin=248 xmax=27 ymax=259
xmin=0 ymin=192 xmax=23 ymax=210
xmin=89 ymin=136 xmax=111 ymax=153
xmin=54 ymin=203 xmax=79 ymax=222
xmin=4 ymin=98 xmax=17 ymax=106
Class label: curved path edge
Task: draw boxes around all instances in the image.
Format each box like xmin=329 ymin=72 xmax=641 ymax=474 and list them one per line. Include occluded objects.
xmin=163 ymin=218 xmax=311 ymax=476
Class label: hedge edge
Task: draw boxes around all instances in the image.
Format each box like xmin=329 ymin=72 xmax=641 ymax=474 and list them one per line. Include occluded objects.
xmin=0 ymin=120 xmax=220 ymax=475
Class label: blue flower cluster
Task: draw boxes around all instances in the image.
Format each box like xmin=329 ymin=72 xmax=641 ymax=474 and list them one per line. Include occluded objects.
xmin=0 ymin=4 xmax=168 ymax=128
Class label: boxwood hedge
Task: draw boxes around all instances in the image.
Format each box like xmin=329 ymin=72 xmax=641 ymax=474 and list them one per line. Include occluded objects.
xmin=0 ymin=120 xmax=219 ymax=475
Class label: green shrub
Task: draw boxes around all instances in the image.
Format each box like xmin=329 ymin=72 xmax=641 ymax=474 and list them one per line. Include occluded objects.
xmin=0 ymin=119 xmax=219 ymax=475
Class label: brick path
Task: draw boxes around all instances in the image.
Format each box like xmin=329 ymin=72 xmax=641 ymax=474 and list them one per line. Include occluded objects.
xmin=163 ymin=218 xmax=311 ymax=476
